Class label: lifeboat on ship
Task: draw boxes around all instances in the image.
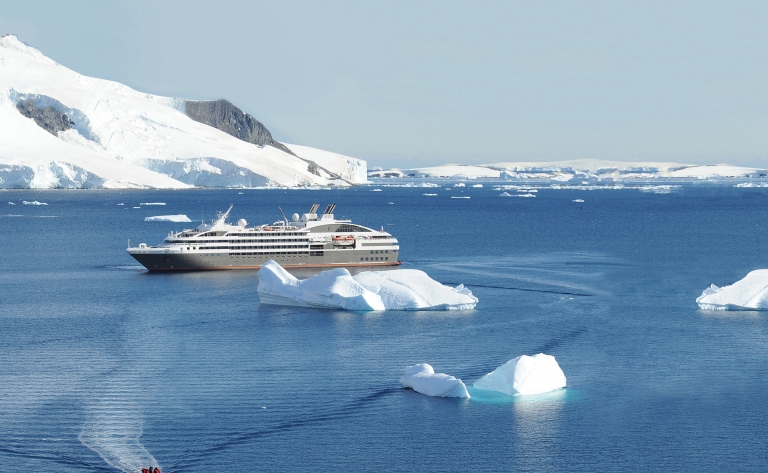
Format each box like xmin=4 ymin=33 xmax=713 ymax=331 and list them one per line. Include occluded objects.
xmin=332 ymin=235 xmax=355 ymax=246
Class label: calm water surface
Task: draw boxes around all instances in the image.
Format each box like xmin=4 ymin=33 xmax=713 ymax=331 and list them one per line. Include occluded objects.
xmin=2 ymin=184 xmax=768 ymax=472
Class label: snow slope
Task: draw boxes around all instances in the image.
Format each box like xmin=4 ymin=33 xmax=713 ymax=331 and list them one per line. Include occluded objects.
xmin=0 ymin=35 xmax=366 ymax=188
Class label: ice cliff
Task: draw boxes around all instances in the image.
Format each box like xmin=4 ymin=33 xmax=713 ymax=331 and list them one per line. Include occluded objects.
xmin=697 ymin=269 xmax=768 ymax=310
xmin=256 ymin=261 xmax=477 ymax=311
xmin=0 ymin=35 xmax=367 ymax=189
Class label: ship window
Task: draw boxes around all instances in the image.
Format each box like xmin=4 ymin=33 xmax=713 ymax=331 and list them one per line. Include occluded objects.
xmin=385 ymin=257 xmax=388 ymax=260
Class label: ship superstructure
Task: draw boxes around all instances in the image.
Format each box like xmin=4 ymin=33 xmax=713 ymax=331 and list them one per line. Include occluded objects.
xmin=127 ymin=204 xmax=400 ymax=271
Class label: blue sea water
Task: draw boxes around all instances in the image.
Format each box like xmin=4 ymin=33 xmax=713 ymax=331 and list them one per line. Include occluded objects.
xmin=2 ymin=184 xmax=768 ymax=472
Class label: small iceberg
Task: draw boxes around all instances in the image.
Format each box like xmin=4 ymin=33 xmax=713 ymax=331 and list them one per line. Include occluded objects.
xmin=257 ymin=261 xmax=477 ymax=310
xmin=400 ymin=364 xmax=470 ymax=398
xmin=500 ymin=192 xmax=512 ymax=197
xmin=117 ymin=203 xmax=125 ymax=206
xmin=139 ymin=202 xmax=166 ymax=206
xmin=450 ymin=196 xmax=470 ymax=199
xmin=371 ymin=188 xmax=382 ymax=192
xmin=697 ymin=269 xmax=768 ymax=310
xmin=454 ymin=183 xmax=466 ymax=187
xmin=472 ymin=184 xmax=483 ymax=188
xmin=23 ymin=200 xmax=47 ymax=206
xmin=423 ymin=193 xmax=437 ymax=196
xmin=473 ymin=354 xmax=566 ymax=396
xmin=8 ymin=202 xmax=15 ymax=205
xmin=144 ymin=215 xmax=192 ymax=223
xmin=573 ymin=199 xmax=584 ymax=203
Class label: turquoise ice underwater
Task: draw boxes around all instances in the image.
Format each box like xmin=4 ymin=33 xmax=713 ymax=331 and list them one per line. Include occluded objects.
xmin=3 ymin=184 xmax=768 ymax=472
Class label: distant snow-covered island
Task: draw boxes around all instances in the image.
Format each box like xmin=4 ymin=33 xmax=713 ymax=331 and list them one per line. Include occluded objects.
xmin=0 ymin=35 xmax=366 ymax=189
xmin=369 ymin=160 xmax=768 ymax=184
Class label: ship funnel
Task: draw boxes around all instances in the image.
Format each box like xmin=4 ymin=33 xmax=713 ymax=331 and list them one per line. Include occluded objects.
xmin=323 ymin=203 xmax=336 ymax=215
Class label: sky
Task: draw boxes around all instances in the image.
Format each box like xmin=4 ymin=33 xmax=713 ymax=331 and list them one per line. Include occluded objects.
xmin=2 ymin=0 xmax=768 ymax=169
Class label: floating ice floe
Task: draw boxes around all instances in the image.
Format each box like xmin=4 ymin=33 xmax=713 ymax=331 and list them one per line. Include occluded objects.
xmin=140 ymin=202 xmax=166 ymax=206
xmin=117 ymin=203 xmax=124 ymax=206
xmin=22 ymin=200 xmax=47 ymax=205
xmin=423 ymin=193 xmax=437 ymax=196
xmin=454 ymin=183 xmax=466 ymax=187
xmin=257 ymin=261 xmax=477 ymax=310
xmin=473 ymin=354 xmax=566 ymax=396
xmin=517 ymin=189 xmax=538 ymax=193
xmin=400 ymin=364 xmax=470 ymax=398
xmin=144 ymin=215 xmax=192 ymax=222
xmin=8 ymin=202 xmax=15 ymax=205
xmin=472 ymin=184 xmax=483 ymax=188
xmin=450 ymin=196 xmax=470 ymax=199
xmin=371 ymin=188 xmax=382 ymax=192
xmin=697 ymin=269 xmax=768 ymax=310
xmin=573 ymin=199 xmax=584 ymax=203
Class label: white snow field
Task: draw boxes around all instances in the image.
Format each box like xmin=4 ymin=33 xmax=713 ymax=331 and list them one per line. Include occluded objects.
xmin=144 ymin=215 xmax=191 ymax=223
xmin=0 ymin=35 xmax=366 ymax=189
xmin=399 ymin=364 xmax=470 ymax=398
xmin=473 ymin=354 xmax=566 ymax=396
xmin=256 ymin=261 xmax=477 ymax=311
xmin=696 ymin=270 xmax=768 ymax=310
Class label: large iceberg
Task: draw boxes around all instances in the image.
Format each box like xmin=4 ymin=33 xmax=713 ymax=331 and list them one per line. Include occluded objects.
xmin=473 ymin=354 xmax=566 ymax=396
xmin=399 ymin=363 xmax=470 ymax=398
xmin=256 ymin=261 xmax=477 ymax=311
xmin=697 ymin=269 xmax=768 ymax=310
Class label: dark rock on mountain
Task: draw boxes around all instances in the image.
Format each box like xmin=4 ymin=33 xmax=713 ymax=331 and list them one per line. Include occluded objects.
xmin=16 ymin=99 xmax=73 ymax=136
xmin=185 ymin=99 xmax=338 ymax=181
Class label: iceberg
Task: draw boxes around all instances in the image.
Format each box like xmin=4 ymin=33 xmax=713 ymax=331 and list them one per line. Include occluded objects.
xmin=696 ymin=269 xmax=768 ymax=310
xmin=353 ymin=269 xmax=478 ymax=310
xmin=139 ymin=202 xmax=166 ymax=206
xmin=573 ymin=199 xmax=584 ymax=203
xmin=400 ymin=363 xmax=470 ymax=398
xmin=256 ymin=261 xmax=477 ymax=310
xmin=144 ymin=215 xmax=192 ymax=223
xmin=257 ymin=260 xmax=384 ymax=310
xmin=473 ymin=354 xmax=566 ymax=396
xmin=22 ymin=200 xmax=47 ymax=205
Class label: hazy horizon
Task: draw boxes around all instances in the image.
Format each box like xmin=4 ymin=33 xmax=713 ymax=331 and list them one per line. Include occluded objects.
xmin=3 ymin=1 xmax=767 ymax=169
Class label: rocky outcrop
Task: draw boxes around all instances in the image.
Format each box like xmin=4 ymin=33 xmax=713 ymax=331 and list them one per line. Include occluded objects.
xmin=16 ymin=99 xmax=73 ymax=136
xmin=185 ymin=99 xmax=274 ymax=146
xmin=185 ymin=99 xmax=344 ymax=182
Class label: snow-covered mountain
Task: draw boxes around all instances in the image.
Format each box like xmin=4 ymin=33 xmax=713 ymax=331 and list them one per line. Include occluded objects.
xmin=369 ymin=160 xmax=768 ymax=182
xmin=0 ymin=35 xmax=366 ymax=189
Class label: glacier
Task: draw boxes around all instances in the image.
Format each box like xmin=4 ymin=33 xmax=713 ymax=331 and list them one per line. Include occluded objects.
xmin=399 ymin=364 xmax=470 ymax=398
xmin=473 ymin=354 xmax=566 ymax=396
xmin=256 ymin=261 xmax=477 ymax=311
xmin=696 ymin=269 xmax=768 ymax=310
xmin=0 ymin=35 xmax=367 ymax=189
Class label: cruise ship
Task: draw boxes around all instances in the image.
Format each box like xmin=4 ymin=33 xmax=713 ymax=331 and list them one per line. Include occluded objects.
xmin=127 ymin=204 xmax=401 ymax=271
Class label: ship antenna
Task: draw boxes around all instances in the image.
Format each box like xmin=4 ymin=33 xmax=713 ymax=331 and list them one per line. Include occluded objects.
xmin=278 ymin=206 xmax=289 ymax=225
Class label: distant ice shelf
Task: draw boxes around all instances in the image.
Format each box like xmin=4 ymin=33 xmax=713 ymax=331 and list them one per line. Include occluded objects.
xmin=256 ymin=261 xmax=477 ymax=311
xmin=144 ymin=215 xmax=191 ymax=223
xmin=697 ymin=269 xmax=768 ymax=310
